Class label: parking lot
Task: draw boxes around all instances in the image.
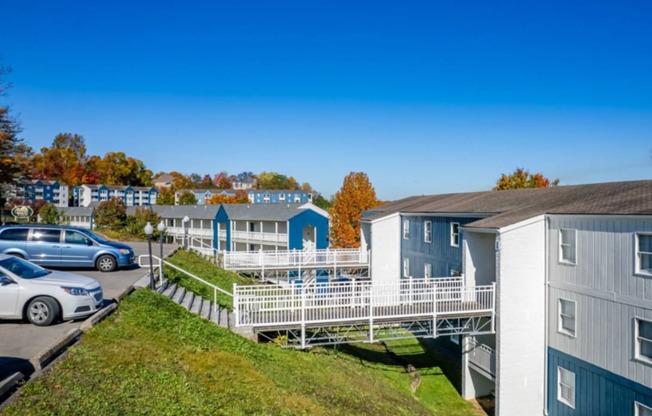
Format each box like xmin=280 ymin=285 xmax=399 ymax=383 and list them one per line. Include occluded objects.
xmin=0 ymin=242 xmax=177 ymax=382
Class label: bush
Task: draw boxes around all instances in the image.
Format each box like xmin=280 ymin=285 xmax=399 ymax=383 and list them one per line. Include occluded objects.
xmin=39 ymin=203 xmax=63 ymax=224
xmin=94 ymin=198 xmax=127 ymax=230
xmin=125 ymin=208 xmax=162 ymax=239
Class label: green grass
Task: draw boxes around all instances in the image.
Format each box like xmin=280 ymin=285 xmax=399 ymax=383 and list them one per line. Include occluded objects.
xmin=164 ymin=250 xmax=258 ymax=311
xmin=2 ymin=290 xmax=482 ymax=416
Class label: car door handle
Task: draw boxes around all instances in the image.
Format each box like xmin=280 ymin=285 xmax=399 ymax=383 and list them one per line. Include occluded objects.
xmin=63 ymin=245 xmax=71 ymax=249
xmin=52 ymin=245 xmax=61 ymax=248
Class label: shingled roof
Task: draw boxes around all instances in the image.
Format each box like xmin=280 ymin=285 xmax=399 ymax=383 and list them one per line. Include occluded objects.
xmin=362 ymin=180 xmax=652 ymax=229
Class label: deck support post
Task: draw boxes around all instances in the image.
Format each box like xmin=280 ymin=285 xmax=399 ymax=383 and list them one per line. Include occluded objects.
xmin=301 ymin=285 xmax=307 ymax=348
xmin=491 ymin=282 xmax=496 ymax=333
xmin=368 ymin=284 xmax=374 ymax=343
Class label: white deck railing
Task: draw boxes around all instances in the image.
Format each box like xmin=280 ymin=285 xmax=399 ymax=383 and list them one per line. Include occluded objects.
xmin=223 ymin=248 xmax=370 ymax=270
xmin=469 ymin=339 xmax=496 ymax=378
xmin=234 ymin=277 xmax=495 ymax=328
xmin=231 ymin=230 xmax=288 ymax=244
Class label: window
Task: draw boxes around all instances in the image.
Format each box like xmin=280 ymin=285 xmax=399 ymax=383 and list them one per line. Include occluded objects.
xmin=636 ymin=233 xmax=652 ymax=276
xmin=424 ymin=263 xmax=432 ymax=279
xmin=557 ymin=367 xmax=575 ymax=408
xmin=403 ymin=219 xmax=410 ymax=239
xmin=636 ymin=402 xmax=652 ymax=416
xmin=558 ymin=299 xmax=576 ymax=337
xmin=0 ymin=228 xmax=29 ymax=241
xmin=31 ymin=229 xmax=61 ymax=243
xmin=560 ymin=229 xmax=577 ymax=265
xmin=635 ymin=317 xmax=652 ymax=364
xmin=424 ymin=221 xmax=432 ymax=243
xmin=65 ymin=231 xmax=90 ymax=245
xmin=450 ymin=334 xmax=460 ymax=345
xmin=450 ymin=222 xmax=460 ymax=247
xmin=403 ymin=258 xmax=410 ymax=278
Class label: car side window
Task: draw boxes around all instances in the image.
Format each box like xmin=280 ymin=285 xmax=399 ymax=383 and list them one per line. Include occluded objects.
xmin=0 ymin=228 xmax=29 ymax=241
xmin=65 ymin=231 xmax=90 ymax=245
xmin=32 ymin=229 xmax=61 ymax=243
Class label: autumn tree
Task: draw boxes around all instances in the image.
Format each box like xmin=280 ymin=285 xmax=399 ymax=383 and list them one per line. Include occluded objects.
xmin=213 ymin=171 xmax=232 ymax=189
xmin=256 ymin=171 xmax=297 ymax=190
xmin=207 ymin=190 xmax=249 ymax=204
xmin=31 ymin=133 xmax=87 ymax=185
xmin=493 ymin=168 xmax=560 ymax=191
xmin=329 ymin=172 xmax=381 ymax=248
xmin=97 ymin=152 xmax=152 ymax=186
xmin=94 ymin=198 xmax=127 ymax=230
xmin=169 ymin=171 xmax=194 ymax=191
xmin=200 ymin=174 xmax=214 ymax=188
xmin=156 ymin=187 xmax=175 ymax=205
xmin=177 ymin=190 xmax=197 ymax=205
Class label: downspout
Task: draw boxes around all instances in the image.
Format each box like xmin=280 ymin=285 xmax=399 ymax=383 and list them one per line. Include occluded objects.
xmin=543 ymin=215 xmax=550 ymax=416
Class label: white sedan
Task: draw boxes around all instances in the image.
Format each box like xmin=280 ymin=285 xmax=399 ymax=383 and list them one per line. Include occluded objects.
xmin=0 ymin=254 xmax=104 ymax=326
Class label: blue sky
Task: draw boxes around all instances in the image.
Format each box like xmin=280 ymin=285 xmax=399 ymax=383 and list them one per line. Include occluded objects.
xmin=1 ymin=0 xmax=651 ymax=200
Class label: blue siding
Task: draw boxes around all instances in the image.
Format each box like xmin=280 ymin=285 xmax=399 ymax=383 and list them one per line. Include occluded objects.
xmin=548 ymin=348 xmax=652 ymax=416
xmin=288 ymin=210 xmax=329 ymax=250
xmin=401 ymin=216 xmax=479 ymax=278
xmin=215 ymin=206 xmax=231 ymax=251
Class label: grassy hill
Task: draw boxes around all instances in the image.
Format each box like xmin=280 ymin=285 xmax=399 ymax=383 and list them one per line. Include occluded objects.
xmin=2 ymin=289 xmax=482 ymax=415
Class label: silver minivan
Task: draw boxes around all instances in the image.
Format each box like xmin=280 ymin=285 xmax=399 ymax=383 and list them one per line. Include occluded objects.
xmin=0 ymin=225 xmax=135 ymax=272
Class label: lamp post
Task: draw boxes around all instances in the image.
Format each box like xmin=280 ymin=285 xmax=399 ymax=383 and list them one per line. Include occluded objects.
xmin=182 ymin=215 xmax=190 ymax=249
xmin=144 ymin=222 xmax=155 ymax=290
xmin=157 ymin=220 xmax=166 ymax=284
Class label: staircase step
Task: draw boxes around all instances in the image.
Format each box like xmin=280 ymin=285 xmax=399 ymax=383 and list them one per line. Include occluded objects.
xmin=200 ymin=300 xmax=212 ymax=320
xmin=190 ymin=296 xmax=203 ymax=314
xmin=156 ymin=279 xmax=170 ymax=294
xmin=180 ymin=291 xmax=194 ymax=310
xmin=162 ymin=283 xmax=177 ymax=299
xmin=172 ymin=287 xmax=186 ymax=304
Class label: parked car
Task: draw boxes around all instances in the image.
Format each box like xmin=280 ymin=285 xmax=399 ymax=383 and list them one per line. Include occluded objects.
xmin=0 ymin=254 xmax=103 ymax=326
xmin=0 ymin=225 xmax=135 ymax=272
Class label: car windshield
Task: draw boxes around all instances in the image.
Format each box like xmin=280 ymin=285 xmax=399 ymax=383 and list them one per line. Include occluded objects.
xmin=78 ymin=229 xmax=108 ymax=244
xmin=0 ymin=257 xmax=51 ymax=279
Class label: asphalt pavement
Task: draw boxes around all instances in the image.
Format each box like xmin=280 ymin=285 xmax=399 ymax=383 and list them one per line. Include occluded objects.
xmin=0 ymin=241 xmax=178 ymax=381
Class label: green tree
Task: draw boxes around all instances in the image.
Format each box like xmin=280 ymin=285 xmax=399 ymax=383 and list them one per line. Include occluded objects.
xmin=177 ymin=190 xmax=197 ymax=205
xmin=256 ymin=172 xmax=296 ymax=190
xmin=312 ymin=192 xmax=332 ymax=210
xmin=94 ymin=198 xmax=127 ymax=230
xmin=39 ymin=203 xmax=63 ymax=225
xmin=126 ymin=208 xmax=162 ymax=239
xmin=329 ymin=172 xmax=381 ymax=248
xmin=493 ymin=168 xmax=560 ymax=191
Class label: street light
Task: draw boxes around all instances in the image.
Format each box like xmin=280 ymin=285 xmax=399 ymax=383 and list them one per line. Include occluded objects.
xmin=157 ymin=220 xmax=166 ymax=284
xmin=182 ymin=215 xmax=190 ymax=249
xmin=144 ymin=222 xmax=155 ymax=290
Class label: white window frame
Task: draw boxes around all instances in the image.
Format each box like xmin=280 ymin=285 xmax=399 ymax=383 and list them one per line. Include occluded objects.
xmin=635 ymin=233 xmax=652 ymax=277
xmin=559 ymin=228 xmax=577 ymax=265
xmin=450 ymin=222 xmax=460 ymax=247
xmin=636 ymin=401 xmax=652 ymax=416
xmin=424 ymin=221 xmax=432 ymax=243
xmin=424 ymin=263 xmax=432 ymax=279
xmin=635 ymin=316 xmax=652 ymax=365
xmin=558 ymin=298 xmax=576 ymax=337
xmin=557 ymin=367 xmax=575 ymax=409
xmin=403 ymin=219 xmax=410 ymax=240
xmin=403 ymin=257 xmax=410 ymax=278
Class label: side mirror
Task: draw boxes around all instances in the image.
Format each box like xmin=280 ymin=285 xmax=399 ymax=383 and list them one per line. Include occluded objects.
xmin=0 ymin=275 xmax=15 ymax=285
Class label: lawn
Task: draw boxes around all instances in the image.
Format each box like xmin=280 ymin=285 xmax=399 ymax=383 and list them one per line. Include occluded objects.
xmin=164 ymin=249 xmax=258 ymax=311
xmin=2 ymin=290 xmax=483 ymax=416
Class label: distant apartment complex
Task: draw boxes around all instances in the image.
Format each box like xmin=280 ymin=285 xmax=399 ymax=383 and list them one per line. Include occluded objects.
xmin=8 ymin=180 xmax=69 ymax=207
xmin=71 ymin=184 xmax=158 ymax=207
xmin=174 ymin=189 xmax=312 ymax=205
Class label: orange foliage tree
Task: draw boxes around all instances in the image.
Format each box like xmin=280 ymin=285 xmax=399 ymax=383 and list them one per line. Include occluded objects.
xmin=329 ymin=172 xmax=381 ymax=248
xmin=207 ymin=190 xmax=249 ymax=204
xmin=493 ymin=168 xmax=559 ymax=191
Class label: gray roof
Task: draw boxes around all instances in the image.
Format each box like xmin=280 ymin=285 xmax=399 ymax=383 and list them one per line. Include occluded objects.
xmin=219 ymin=203 xmax=320 ymax=221
xmin=362 ymin=180 xmax=652 ymax=229
xmin=148 ymin=205 xmax=221 ymax=220
xmin=58 ymin=206 xmax=94 ymax=216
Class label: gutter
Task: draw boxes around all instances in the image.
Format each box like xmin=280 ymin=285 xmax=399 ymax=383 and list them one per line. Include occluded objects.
xmin=543 ymin=215 xmax=550 ymax=416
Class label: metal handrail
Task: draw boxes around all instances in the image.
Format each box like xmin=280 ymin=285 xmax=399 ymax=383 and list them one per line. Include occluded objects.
xmin=138 ymin=254 xmax=232 ymax=314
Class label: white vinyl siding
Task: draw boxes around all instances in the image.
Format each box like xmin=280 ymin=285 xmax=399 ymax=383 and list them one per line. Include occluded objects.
xmin=636 ymin=233 xmax=652 ymax=276
xmin=635 ymin=317 xmax=652 ymax=364
xmin=558 ymin=298 xmax=576 ymax=337
xmin=450 ymin=222 xmax=460 ymax=247
xmin=636 ymin=402 xmax=652 ymax=416
xmin=403 ymin=257 xmax=410 ymax=278
xmin=424 ymin=221 xmax=432 ymax=243
xmin=403 ymin=219 xmax=410 ymax=239
xmin=559 ymin=228 xmax=577 ymax=265
xmin=557 ymin=367 xmax=575 ymax=408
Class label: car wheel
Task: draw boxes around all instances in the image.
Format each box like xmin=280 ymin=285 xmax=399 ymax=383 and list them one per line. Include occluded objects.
xmin=27 ymin=296 xmax=60 ymax=326
xmin=96 ymin=255 xmax=117 ymax=272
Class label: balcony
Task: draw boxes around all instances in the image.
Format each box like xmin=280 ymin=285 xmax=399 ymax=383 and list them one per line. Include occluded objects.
xmin=224 ymin=248 xmax=369 ymax=271
xmin=230 ymin=230 xmax=288 ymax=244
xmin=468 ymin=338 xmax=496 ymax=380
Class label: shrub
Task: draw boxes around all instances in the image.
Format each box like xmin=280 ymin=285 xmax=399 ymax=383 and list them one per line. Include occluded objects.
xmin=94 ymin=198 xmax=127 ymax=230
